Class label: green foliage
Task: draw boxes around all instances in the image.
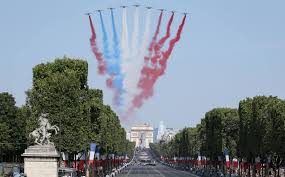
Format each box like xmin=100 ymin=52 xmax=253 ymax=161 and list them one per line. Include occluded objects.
xmin=0 ymin=93 xmax=27 ymax=159
xmin=28 ymin=59 xmax=91 ymax=153
xmin=238 ymin=96 xmax=285 ymax=163
xmin=26 ymin=57 xmax=132 ymax=156
xmin=158 ymin=95 xmax=285 ymax=168
xmin=1 ymin=58 xmax=134 ymax=162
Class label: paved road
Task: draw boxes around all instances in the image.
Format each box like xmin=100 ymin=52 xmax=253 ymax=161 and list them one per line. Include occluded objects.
xmin=118 ymin=149 xmax=197 ymax=177
xmin=118 ymin=163 xmax=197 ymax=177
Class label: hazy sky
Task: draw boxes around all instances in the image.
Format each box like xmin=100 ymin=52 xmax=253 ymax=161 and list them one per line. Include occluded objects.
xmin=0 ymin=0 xmax=285 ymax=129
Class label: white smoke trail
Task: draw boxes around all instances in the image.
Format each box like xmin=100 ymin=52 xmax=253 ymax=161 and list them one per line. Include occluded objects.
xmin=121 ymin=7 xmax=130 ymax=73
xmin=131 ymin=7 xmax=139 ymax=57
xmin=123 ymin=9 xmax=152 ymax=109
xmin=123 ymin=7 xmax=140 ymax=108
xmin=120 ymin=7 xmax=130 ymax=109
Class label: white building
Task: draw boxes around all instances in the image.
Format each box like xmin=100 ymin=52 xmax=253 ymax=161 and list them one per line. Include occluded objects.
xmin=156 ymin=121 xmax=166 ymax=142
xmin=161 ymin=128 xmax=177 ymax=143
xmin=130 ymin=124 xmax=153 ymax=148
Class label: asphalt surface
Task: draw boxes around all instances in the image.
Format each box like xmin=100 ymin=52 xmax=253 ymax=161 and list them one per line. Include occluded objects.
xmin=118 ymin=163 xmax=197 ymax=177
xmin=118 ymin=149 xmax=197 ymax=177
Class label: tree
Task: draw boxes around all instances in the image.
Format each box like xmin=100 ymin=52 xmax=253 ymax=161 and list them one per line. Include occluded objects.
xmin=187 ymin=127 xmax=201 ymax=158
xmin=263 ymin=97 xmax=285 ymax=174
xmin=27 ymin=58 xmax=92 ymax=153
xmin=205 ymin=109 xmax=223 ymax=160
xmin=0 ymin=92 xmax=27 ymax=162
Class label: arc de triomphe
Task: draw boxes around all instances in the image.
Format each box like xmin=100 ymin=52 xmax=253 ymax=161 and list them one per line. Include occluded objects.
xmin=130 ymin=124 xmax=153 ymax=148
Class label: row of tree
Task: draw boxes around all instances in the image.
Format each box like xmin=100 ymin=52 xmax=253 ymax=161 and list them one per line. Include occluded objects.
xmin=0 ymin=57 xmax=135 ymax=162
xmin=151 ymin=96 xmax=285 ymax=167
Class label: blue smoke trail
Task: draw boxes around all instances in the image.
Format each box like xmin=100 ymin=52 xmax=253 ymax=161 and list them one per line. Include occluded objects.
xmin=111 ymin=10 xmax=120 ymax=64
xmin=110 ymin=10 xmax=124 ymax=106
xmin=99 ymin=12 xmax=112 ymax=71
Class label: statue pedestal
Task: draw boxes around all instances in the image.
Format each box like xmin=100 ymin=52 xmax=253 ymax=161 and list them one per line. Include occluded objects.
xmin=22 ymin=145 xmax=60 ymax=177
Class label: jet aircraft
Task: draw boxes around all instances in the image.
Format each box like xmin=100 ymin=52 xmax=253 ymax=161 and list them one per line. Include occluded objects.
xmin=158 ymin=9 xmax=166 ymax=12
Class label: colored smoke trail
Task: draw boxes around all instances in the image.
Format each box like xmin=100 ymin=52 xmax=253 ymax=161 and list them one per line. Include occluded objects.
xmin=131 ymin=7 xmax=139 ymax=57
xmin=122 ymin=11 xmax=163 ymax=119
xmin=121 ymin=8 xmax=130 ymax=62
xmin=145 ymin=11 xmax=163 ymax=62
xmin=138 ymin=9 xmax=152 ymax=64
xmin=123 ymin=6 xmax=141 ymax=108
xmin=109 ymin=9 xmax=124 ymax=106
xmin=111 ymin=10 xmax=120 ymax=65
xmin=108 ymin=10 xmax=123 ymax=94
xmin=88 ymin=15 xmax=106 ymax=75
xmin=120 ymin=7 xmax=130 ymax=107
xmin=152 ymin=13 xmax=175 ymax=65
xmin=129 ymin=15 xmax=187 ymax=112
xmin=159 ymin=15 xmax=187 ymax=70
xmin=99 ymin=12 xmax=112 ymax=68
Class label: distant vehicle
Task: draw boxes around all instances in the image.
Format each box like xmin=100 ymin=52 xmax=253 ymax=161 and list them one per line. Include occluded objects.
xmin=140 ymin=159 xmax=151 ymax=163
xmin=58 ymin=167 xmax=78 ymax=177
xmin=148 ymin=161 xmax=156 ymax=166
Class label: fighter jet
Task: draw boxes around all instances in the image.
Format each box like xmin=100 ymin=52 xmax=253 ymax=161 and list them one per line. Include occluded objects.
xmin=133 ymin=4 xmax=140 ymax=7
xmin=108 ymin=7 xmax=115 ymax=11
xmin=183 ymin=12 xmax=191 ymax=16
xmin=171 ymin=10 xmax=176 ymax=14
xmin=121 ymin=5 xmax=128 ymax=8
xmin=85 ymin=12 xmax=92 ymax=16
xmin=158 ymin=9 xmax=166 ymax=12
xmin=95 ymin=9 xmax=103 ymax=13
xmin=146 ymin=6 xmax=152 ymax=9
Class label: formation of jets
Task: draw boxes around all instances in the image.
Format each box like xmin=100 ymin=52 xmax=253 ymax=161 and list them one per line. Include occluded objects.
xmin=86 ymin=5 xmax=190 ymax=16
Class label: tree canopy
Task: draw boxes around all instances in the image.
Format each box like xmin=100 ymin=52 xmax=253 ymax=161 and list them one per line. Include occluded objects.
xmin=1 ymin=57 xmax=134 ymax=162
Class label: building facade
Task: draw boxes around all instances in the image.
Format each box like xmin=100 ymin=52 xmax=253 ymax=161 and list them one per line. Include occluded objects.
xmin=130 ymin=124 xmax=153 ymax=148
xmin=160 ymin=128 xmax=177 ymax=143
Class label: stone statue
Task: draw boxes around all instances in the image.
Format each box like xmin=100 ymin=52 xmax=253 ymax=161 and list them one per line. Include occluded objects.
xmin=29 ymin=113 xmax=59 ymax=146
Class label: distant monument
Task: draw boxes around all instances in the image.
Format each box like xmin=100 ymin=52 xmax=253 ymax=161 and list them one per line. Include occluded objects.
xmin=22 ymin=113 xmax=60 ymax=177
xmin=130 ymin=123 xmax=153 ymax=148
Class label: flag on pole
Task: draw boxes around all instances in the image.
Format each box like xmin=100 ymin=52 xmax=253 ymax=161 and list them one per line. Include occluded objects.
xmin=89 ymin=143 xmax=96 ymax=165
xmin=224 ymin=149 xmax=230 ymax=168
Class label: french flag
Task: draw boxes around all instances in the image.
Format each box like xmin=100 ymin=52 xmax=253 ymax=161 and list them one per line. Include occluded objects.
xmin=224 ymin=149 xmax=230 ymax=168
xmin=89 ymin=143 xmax=96 ymax=165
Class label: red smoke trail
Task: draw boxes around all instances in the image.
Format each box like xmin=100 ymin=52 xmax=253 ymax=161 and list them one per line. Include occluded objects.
xmin=144 ymin=11 xmax=163 ymax=62
xmin=121 ymin=12 xmax=163 ymax=121
xmin=151 ymin=13 xmax=175 ymax=65
xmin=88 ymin=15 xmax=106 ymax=75
xmin=159 ymin=15 xmax=186 ymax=68
xmin=129 ymin=15 xmax=187 ymax=112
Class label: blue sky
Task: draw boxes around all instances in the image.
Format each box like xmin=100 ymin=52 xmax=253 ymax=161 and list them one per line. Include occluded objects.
xmin=0 ymin=0 xmax=285 ymax=129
